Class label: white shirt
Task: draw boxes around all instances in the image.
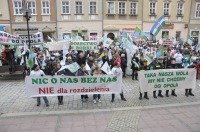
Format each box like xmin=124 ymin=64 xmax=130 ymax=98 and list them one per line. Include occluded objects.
xmin=174 ymin=53 xmax=183 ymax=64
xmin=111 ymin=67 xmax=122 ymax=75
xmin=191 ymin=56 xmax=197 ymax=62
xmin=30 ymin=70 xmax=45 ymax=77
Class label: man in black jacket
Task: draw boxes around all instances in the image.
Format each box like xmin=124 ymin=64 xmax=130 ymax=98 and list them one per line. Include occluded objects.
xmin=77 ymin=52 xmax=86 ymax=66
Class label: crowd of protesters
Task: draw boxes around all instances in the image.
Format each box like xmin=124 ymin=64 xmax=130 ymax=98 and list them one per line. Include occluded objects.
xmin=0 ymin=38 xmax=199 ymax=107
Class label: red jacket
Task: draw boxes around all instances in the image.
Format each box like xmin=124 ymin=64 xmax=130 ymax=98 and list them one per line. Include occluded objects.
xmin=3 ymin=48 xmax=14 ymax=61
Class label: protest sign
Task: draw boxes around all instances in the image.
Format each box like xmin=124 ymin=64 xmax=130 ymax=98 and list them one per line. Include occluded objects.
xmin=48 ymin=41 xmax=70 ymax=51
xmin=25 ymin=74 xmax=122 ymax=97
xmin=162 ymin=38 xmax=173 ymax=45
xmin=70 ymin=41 xmax=97 ymax=50
xmin=90 ymin=36 xmax=97 ymax=41
xmin=0 ymin=31 xmax=43 ymax=45
xmin=138 ymin=69 xmax=196 ymax=93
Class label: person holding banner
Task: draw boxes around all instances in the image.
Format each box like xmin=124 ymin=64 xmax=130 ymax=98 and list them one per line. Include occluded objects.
xmin=111 ymin=62 xmax=126 ymax=103
xmin=186 ymin=62 xmax=196 ymax=96
xmin=77 ymin=52 xmax=86 ymax=66
xmin=51 ymin=63 xmax=65 ymax=105
xmin=93 ymin=66 xmax=102 ymax=104
xmin=65 ymin=56 xmax=76 ymax=76
xmin=153 ymin=58 xmax=164 ymax=98
xmin=165 ymin=58 xmax=177 ymax=97
xmin=77 ymin=65 xmax=89 ymax=102
xmin=30 ymin=64 xmax=49 ymax=107
xmin=139 ymin=60 xmax=149 ymax=100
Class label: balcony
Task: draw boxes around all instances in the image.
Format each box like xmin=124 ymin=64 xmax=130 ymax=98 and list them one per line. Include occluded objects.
xmin=106 ymin=13 xmax=116 ymax=16
xmin=164 ymin=13 xmax=170 ymax=17
xmin=118 ymin=13 xmax=126 ymax=16
xmin=177 ymin=13 xmax=183 ymax=17
xmin=149 ymin=12 xmax=156 ymax=16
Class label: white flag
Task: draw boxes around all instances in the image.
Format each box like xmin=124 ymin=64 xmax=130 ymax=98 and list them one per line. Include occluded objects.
xmin=48 ymin=36 xmax=54 ymax=42
xmin=22 ymin=42 xmax=28 ymax=55
xmin=63 ymin=44 xmax=68 ymax=62
xmin=101 ymin=62 xmax=111 ymax=75
xmin=57 ymin=65 xmax=67 ymax=72
xmin=86 ymin=62 xmax=91 ymax=71
xmin=35 ymin=57 xmax=38 ymax=65
xmin=20 ymin=56 xmax=24 ymax=65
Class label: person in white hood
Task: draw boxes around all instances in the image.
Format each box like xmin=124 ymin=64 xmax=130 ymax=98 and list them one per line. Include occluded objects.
xmin=111 ymin=62 xmax=126 ymax=103
xmin=30 ymin=64 xmax=49 ymax=107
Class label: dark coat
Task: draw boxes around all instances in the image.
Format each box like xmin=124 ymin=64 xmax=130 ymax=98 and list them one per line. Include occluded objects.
xmin=77 ymin=57 xmax=86 ymax=66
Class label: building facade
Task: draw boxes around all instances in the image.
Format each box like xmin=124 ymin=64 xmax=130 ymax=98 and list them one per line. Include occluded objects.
xmin=8 ymin=0 xmax=57 ymax=42
xmin=143 ymin=0 xmax=191 ymax=41
xmin=189 ymin=0 xmax=200 ymax=44
xmin=56 ymin=0 xmax=103 ymax=41
xmin=0 ymin=0 xmax=11 ymax=33
xmin=103 ymin=0 xmax=143 ymax=38
xmin=0 ymin=0 xmax=200 ymax=42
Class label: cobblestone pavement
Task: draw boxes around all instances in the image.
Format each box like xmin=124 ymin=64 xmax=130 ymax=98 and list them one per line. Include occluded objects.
xmin=0 ymin=76 xmax=200 ymax=114
xmin=0 ymin=105 xmax=200 ymax=132
xmin=138 ymin=105 xmax=200 ymax=132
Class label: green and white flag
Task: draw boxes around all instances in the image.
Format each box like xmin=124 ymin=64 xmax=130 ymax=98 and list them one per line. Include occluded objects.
xmin=150 ymin=16 xmax=165 ymax=36
xmin=101 ymin=62 xmax=111 ymax=75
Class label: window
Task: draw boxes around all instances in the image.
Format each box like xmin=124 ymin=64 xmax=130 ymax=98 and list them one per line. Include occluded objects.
xmin=118 ymin=2 xmax=126 ymax=14
xmin=149 ymin=2 xmax=156 ymax=15
xmin=130 ymin=2 xmax=137 ymax=15
xmin=62 ymin=1 xmax=70 ymax=14
xmin=176 ymin=31 xmax=181 ymax=41
xmin=63 ymin=33 xmax=71 ymax=40
xmin=177 ymin=3 xmax=183 ymax=15
xmin=196 ymin=3 xmax=200 ymax=17
xmin=42 ymin=1 xmax=50 ymax=15
xmin=163 ymin=3 xmax=170 ymax=15
xmin=90 ymin=2 xmax=96 ymax=14
xmin=27 ymin=1 xmax=36 ymax=15
xmin=14 ymin=1 xmax=22 ymax=15
xmin=162 ymin=31 xmax=169 ymax=38
xmin=107 ymin=2 xmax=115 ymax=14
xmin=76 ymin=1 xmax=82 ymax=14
xmin=90 ymin=33 xmax=97 ymax=41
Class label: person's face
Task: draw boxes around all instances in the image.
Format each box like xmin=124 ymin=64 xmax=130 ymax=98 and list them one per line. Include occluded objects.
xmin=82 ymin=67 xmax=86 ymax=72
xmin=46 ymin=57 xmax=49 ymax=61
xmin=104 ymin=53 xmax=108 ymax=56
xmin=171 ymin=60 xmax=176 ymax=64
xmin=94 ymin=61 xmax=98 ymax=65
xmin=35 ymin=65 xmax=39 ymax=71
xmin=89 ymin=56 xmax=93 ymax=60
xmin=67 ymin=57 xmax=72 ymax=62
xmin=56 ymin=64 xmax=61 ymax=69
xmin=158 ymin=59 xmax=163 ymax=63
xmin=79 ymin=53 xmax=83 ymax=58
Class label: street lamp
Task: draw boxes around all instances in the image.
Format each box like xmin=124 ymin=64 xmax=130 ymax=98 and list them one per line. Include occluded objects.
xmin=21 ymin=0 xmax=32 ymax=49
